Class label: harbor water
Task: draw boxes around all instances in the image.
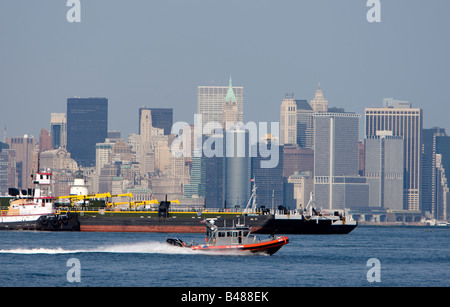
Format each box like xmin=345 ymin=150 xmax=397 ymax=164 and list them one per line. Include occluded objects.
xmin=0 ymin=226 xmax=448 ymax=287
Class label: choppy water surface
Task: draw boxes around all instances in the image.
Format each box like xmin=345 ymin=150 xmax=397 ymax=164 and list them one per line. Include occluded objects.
xmin=0 ymin=226 xmax=448 ymax=287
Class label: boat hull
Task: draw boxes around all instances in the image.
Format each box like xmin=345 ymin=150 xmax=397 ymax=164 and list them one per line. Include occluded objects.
xmin=252 ymin=216 xmax=357 ymax=235
xmin=76 ymin=212 xmax=356 ymax=234
xmin=77 ymin=213 xmax=267 ymax=233
xmin=191 ymin=236 xmax=289 ymax=255
xmin=0 ymin=213 xmax=80 ymax=231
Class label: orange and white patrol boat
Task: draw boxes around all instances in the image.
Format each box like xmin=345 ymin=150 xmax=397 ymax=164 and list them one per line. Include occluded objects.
xmin=167 ymin=219 xmax=289 ymax=255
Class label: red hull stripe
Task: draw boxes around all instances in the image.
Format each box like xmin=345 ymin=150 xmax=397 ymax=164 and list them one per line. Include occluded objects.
xmin=191 ymin=237 xmax=289 ymax=252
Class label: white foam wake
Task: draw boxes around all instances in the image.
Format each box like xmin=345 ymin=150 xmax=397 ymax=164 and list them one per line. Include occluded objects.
xmin=0 ymin=241 xmax=197 ymax=255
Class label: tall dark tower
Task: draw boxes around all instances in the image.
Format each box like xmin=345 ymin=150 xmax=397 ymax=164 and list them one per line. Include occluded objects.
xmin=67 ymin=97 xmax=108 ymax=167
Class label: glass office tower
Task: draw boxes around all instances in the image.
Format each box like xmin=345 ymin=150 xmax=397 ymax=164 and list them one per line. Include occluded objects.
xmin=67 ymin=97 xmax=108 ymax=167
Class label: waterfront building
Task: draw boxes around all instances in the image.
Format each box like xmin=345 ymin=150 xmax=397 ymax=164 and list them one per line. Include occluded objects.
xmin=422 ymin=127 xmax=447 ymax=218
xmin=365 ymin=100 xmax=423 ymax=211
xmin=313 ymin=112 xmax=369 ymax=209
xmin=67 ymin=97 xmax=108 ymax=167
xmin=364 ymin=131 xmax=404 ymax=210
xmin=435 ymin=136 xmax=450 ymax=221
xmin=287 ymin=171 xmax=314 ymax=211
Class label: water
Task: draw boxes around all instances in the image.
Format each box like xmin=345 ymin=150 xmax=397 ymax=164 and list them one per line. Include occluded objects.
xmin=0 ymin=226 xmax=448 ymax=287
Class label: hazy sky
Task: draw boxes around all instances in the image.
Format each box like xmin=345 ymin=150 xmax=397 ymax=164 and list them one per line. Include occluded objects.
xmin=1 ymin=0 xmax=449 ymax=140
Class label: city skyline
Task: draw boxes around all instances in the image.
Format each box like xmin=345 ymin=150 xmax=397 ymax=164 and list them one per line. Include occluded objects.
xmin=1 ymin=1 xmax=450 ymax=139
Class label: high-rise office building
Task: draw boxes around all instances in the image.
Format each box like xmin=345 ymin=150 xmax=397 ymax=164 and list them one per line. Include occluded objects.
xmin=251 ymin=138 xmax=284 ymax=208
xmin=365 ymin=131 xmax=404 ymax=210
xmin=280 ymin=97 xmax=297 ymax=145
xmin=422 ymin=127 xmax=447 ymax=217
xmin=435 ymin=136 xmax=450 ymax=221
xmin=295 ymin=99 xmax=314 ymax=148
xmin=198 ymin=77 xmax=243 ymax=129
xmin=309 ymin=83 xmax=328 ymax=113
xmin=50 ymin=113 xmax=67 ymax=149
xmin=0 ymin=148 xmax=16 ymax=195
xmin=225 ymin=127 xmax=251 ymax=209
xmin=282 ymin=144 xmax=314 ymax=178
xmin=204 ymin=133 xmax=225 ymax=208
xmin=139 ymin=109 xmax=153 ymax=175
xmin=314 ymin=112 xmax=369 ymax=209
xmin=6 ymin=135 xmax=37 ymax=189
xmin=67 ymin=97 xmax=108 ymax=167
xmin=222 ymin=81 xmax=239 ymax=129
xmin=365 ymin=100 xmax=423 ymax=211
xmin=39 ymin=129 xmax=52 ymax=153
xmin=138 ymin=107 xmax=173 ymax=136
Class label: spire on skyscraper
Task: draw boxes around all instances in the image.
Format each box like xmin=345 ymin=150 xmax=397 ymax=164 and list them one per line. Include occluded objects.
xmin=225 ymin=76 xmax=237 ymax=103
xmin=310 ymin=82 xmax=328 ymax=112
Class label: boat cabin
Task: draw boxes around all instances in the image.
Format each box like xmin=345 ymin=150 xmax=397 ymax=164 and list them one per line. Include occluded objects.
xmin=205 ymin=222 xmax=257 ymax=245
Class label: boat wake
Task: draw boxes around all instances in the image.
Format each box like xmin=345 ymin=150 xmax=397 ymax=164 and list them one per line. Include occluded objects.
xmin=0 ymin=241 xmax=196 ymax=255
xmin=0 ymin=241 xmax=255 ymax=256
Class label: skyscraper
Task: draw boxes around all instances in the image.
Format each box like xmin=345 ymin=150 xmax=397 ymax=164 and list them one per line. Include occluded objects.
xmin=6 ymin=135 xmax=36 ymax=189
xmin=313 ymin=112 xmax=369 ymax=209
xmin=365 ymin=131 xmax=404 ymax=210
xmin=295 ymin=99 xmax=314 ymax=148
xmin=309 ymin=83 xmax=328 ymax=113
xmin=198 ymin=77 xmax=243 ymax=129
xmin=365 ymin=100 xmax=423 ymax=211
xmin=222 ymin=80 xmax=239 ymax=129
xmin=280 ymin=96 xmax=297 ymax=145
xmin=422 ymin=127 xmax=447 ymax=217
xmin=138 ymin=107 xmax=173 ymax=135
xmin=251 ymin=137 xmax=284 ymax=208
xmin=50 ymin=113 xmax=67 ymax=149
xmin=225 ymin=127 xmax=251 ymax=209
xmin=139 ymin=109 xmax=153 ymax=175
xmin=67 ymin=97 xmax=108 ymax=167
xmin=435 ymin=136 xmax=450 ymax=221
xmin=39 ymin=128 xmax=52 ymax=153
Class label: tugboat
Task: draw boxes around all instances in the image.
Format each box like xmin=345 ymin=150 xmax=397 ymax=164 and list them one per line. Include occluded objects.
xmin=0 ymin=170 xmax=79 ymax=231
xmin=167 ymin=219 xmax=289 ymax=255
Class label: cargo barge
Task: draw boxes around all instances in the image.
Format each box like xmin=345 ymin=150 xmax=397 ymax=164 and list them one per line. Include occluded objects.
xmin=74 ymin=199 xmax=356 ymax=234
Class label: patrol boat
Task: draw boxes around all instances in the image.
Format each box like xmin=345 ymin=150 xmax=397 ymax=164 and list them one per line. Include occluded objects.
xmin=167 ymin=219 xmax=289 ymax=255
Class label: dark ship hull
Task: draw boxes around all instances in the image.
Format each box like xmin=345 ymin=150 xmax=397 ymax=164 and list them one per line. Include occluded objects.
xmin=76 ymin=212 xmax=356 ymax=234
xmin=0 ymin=212 xmax=80 ymax=231
xmin=251 ymin=215 xmax=357 ymax=235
